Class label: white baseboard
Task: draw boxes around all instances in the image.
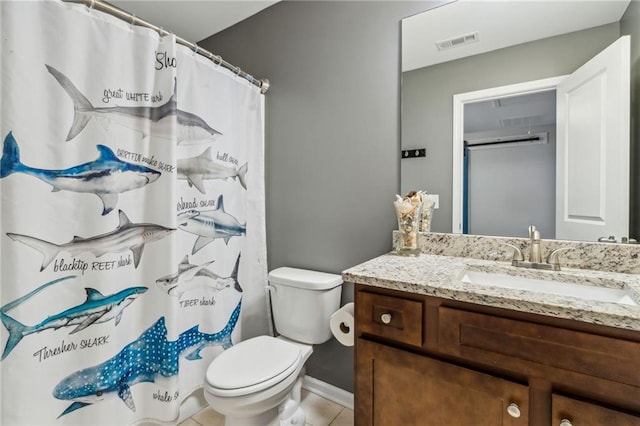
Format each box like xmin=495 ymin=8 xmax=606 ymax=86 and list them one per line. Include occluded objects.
xmin=302 ymin=375 xmax=354 ymax=410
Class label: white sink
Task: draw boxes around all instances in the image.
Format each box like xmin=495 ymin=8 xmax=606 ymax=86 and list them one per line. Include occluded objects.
xmin=459 ymin=269 xmax=638 ymax=306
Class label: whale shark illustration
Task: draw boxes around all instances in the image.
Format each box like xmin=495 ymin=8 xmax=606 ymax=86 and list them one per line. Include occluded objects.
xmin=156 ymin=253 xmax=243 ymax=297
xmin=53 ymin=299 xmax=241 ymax=417
xmin=7 ymin=210 xmax=175 ymax=271
xmin=46 ymin=65 xmax=222 ymax=143
xmin=0 ymin=132 xmax=161 ymax=215
xmin=177 ymin=195 xmax=246 ymax=254
xmin=0 ymin=276 xmax=147 ymax=360
xmin=178 ymin=147 xmax=247 ymax=193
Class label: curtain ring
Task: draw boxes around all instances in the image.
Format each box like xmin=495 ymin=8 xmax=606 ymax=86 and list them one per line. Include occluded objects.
xmin=192 ymin=43 xmax=199 ymax=57
xmin=87 ymin=0 xmax=95 ymax=12
xmin=235 ymin=66 xmax=242 ymax=76
xmin=214 ymin=55 xmax=223 ymax=66
xmin=129 ymin=14 xmax=136 ymax=30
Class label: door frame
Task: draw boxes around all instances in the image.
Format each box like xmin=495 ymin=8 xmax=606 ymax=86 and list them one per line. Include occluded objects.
xmin=451 ymin=75 xmax=567 ymax=234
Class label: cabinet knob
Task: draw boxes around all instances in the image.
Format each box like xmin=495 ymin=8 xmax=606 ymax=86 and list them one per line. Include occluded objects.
xmin=559 ymin=420 xmax=572 ymax=426
xmin=380 ymin=313 xmax=392 ymax=324
xmin=506 ymin=403 xmax=521 ymax=418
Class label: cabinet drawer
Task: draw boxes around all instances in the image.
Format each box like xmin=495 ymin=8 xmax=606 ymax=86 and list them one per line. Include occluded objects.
xmin=356 ymin=291 xmax=423 ymax=346
xmin=552 ymin=394 xmax=640 ymax=425
xmin=439 ymin=307 xmax=640 ymax=388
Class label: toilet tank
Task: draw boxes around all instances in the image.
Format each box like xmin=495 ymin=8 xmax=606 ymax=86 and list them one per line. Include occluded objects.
xmin=268 ymin=267 xmax=343 ymax=344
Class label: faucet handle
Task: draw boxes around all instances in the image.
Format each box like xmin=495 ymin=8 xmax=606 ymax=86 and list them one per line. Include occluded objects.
xmin=502 ymin=243 xmax=524 ymax=265
xmin=547 ymin=248 xmax=570 ymax=270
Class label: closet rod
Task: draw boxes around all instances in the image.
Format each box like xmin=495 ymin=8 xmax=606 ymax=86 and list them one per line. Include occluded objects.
xmin=63 ymin=0 xmax=270 ymax=94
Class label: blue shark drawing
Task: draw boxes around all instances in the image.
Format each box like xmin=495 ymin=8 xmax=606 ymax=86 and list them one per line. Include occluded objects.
xmin=178 ymin=147 xmax=247 ymax=193
xmin=53 ymin=299 xmax=241 ymax=417
xmin=156 ymin=253 xmax=243 ymax=297
xmin=7 ymin=210 xmax=175 ymax=270
xmin=0 ymin=276 xmax=147 ymax=360
xmin=0 ymin=132 xmax=161 ymax=215
xmin=177 ymin=195 xmax=246 ymax=254
xmin=46 ymin=65 xmax=222 ymax=143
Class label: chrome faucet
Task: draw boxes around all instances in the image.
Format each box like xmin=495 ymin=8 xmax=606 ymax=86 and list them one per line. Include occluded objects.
xmin=528 ymin=225 xmax=542 ymax=263
xmin=503 ymin=225 xmax=569 ymax=271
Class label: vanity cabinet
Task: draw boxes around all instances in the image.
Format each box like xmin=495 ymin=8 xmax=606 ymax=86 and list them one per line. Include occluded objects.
xmin=354 ymin=285 xmax=640 ymax=426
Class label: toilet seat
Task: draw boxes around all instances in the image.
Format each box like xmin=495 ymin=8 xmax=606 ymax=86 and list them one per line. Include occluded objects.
xmin=205 ymin=335 xmax=302 ymax=397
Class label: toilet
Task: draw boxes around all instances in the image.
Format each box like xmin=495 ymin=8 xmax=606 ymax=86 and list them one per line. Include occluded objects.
xmin=204 ymin=267 xmax=343 ymax=426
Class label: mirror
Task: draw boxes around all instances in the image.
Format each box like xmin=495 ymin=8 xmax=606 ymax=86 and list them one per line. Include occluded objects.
xmin=401 ymin=0 xmax=638 ymax=242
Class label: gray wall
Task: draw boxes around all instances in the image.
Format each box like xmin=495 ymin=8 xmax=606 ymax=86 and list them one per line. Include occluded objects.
xmin=401 ymin=23 xmax=620 ymax=234
xmin=200 ymin=1 xmax=441 ymax=393
xmin=621 ymin=1 xmax=640 ymax=239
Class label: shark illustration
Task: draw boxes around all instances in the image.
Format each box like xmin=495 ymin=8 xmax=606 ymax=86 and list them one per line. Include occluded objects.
xmin=178 ymin=147 xmax=247 ymax=194
xmin=156 ymin=253 xmax=243 ymax=297
xmin=0 ymin=132 xmax=160 ymax=215
xmin=53 ymin=299 xmax=241 ymax=417
xmin=177 ymin=195 xmax=246 ymax=254
xmin=6 ymin=210 xmax=175 ymax=271
xmin=46 ymin=65 xmax=222 ymax=143
xmin=0 ymin=276 xmax=147 ymax=360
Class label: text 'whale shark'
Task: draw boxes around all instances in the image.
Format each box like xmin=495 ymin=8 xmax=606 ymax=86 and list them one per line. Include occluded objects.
xmin=53 ymin=299 xmax=241 ymax=418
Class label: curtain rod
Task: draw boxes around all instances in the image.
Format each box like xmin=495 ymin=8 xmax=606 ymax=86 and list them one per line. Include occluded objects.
xmin=63 ymin=0 xmax=270 ymax=94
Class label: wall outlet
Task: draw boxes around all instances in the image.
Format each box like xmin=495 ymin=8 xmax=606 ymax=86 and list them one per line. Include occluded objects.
xmin=424 ymin=194 xmax=439 ymax=209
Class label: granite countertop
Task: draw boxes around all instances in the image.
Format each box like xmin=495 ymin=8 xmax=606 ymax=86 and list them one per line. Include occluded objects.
xmin=342 ymin=253 xmax=640 ymax=332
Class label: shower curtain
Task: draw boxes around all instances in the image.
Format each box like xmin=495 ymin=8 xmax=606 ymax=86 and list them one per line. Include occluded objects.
xmin=0 ymin=1 xmax=268 ymax=424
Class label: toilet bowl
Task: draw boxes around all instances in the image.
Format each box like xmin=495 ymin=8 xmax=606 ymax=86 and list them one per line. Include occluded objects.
xmin=203 ymin=267 xmax=343 ymax=426
xmin=204 ymin=336 xmax=312 ymax=425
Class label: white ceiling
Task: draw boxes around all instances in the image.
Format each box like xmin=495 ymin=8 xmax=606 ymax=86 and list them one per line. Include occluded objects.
xmin=402 ymin=0 xmax=631 ymax=72
xmin=108 ymin=0 xmax=280 ymax=43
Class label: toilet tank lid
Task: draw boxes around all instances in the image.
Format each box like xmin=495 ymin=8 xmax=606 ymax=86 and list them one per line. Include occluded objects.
xmin=268 ymin=267 xmax=343 ymax=290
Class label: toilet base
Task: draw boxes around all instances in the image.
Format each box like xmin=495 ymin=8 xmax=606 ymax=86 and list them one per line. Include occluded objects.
xmin=223 ymin=407 xmax=279 ymax=426
xmin=279 ymin=406 xmax=305 ymax=426
xmin=222 ymin=405 xmax=305 ymax=426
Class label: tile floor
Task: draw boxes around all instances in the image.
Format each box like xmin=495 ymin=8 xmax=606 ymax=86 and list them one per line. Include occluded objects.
xmin=179 ymin=389 xmax=353 ymax=426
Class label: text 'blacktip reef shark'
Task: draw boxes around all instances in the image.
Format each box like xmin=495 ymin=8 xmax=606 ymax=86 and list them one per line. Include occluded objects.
xmin=7 ymin=210 xmax=175 ymax=271
xmin=0 ymin=276 xmax=147 ymax=360
xmin=46 ymin=65 xmax=222 ymax=143
xmin=0 ymin=132 xmax=160 ymax=215
xmin=53 ymin=299 xmax=241 ymax=418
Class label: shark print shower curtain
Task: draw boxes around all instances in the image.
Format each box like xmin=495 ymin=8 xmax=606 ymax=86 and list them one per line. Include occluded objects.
xmin=0 ymin=1 xmax=268 ymax=424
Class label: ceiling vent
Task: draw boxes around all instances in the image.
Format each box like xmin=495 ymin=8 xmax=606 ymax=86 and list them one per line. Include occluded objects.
xmin=435 ymin=32 xmax=480 ymax=51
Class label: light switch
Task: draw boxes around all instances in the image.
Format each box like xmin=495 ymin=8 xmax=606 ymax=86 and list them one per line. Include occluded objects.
xmin=424 ymin=194 xmax=439 ymax=209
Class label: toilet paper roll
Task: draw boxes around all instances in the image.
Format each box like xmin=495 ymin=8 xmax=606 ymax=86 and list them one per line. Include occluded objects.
xmin=330 ymin=302 xmax=355 ymax=347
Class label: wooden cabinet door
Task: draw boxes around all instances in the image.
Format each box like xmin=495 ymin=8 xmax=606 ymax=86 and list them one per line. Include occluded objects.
xmin=356 ymin=338 xmax=529 ymax=426
xmin=552 ymin=394 xmax=640 ymax=426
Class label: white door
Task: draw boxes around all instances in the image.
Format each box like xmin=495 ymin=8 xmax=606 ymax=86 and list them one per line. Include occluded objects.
xmin=555 ymin=36 xmax=630 ymax=242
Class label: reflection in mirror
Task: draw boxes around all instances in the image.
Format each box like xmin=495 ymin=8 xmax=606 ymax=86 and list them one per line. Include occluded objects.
xmin=401 ymin=0 xmax=639 ymax=242
xmin=465 ymin=90 xmax=556 ymax=238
